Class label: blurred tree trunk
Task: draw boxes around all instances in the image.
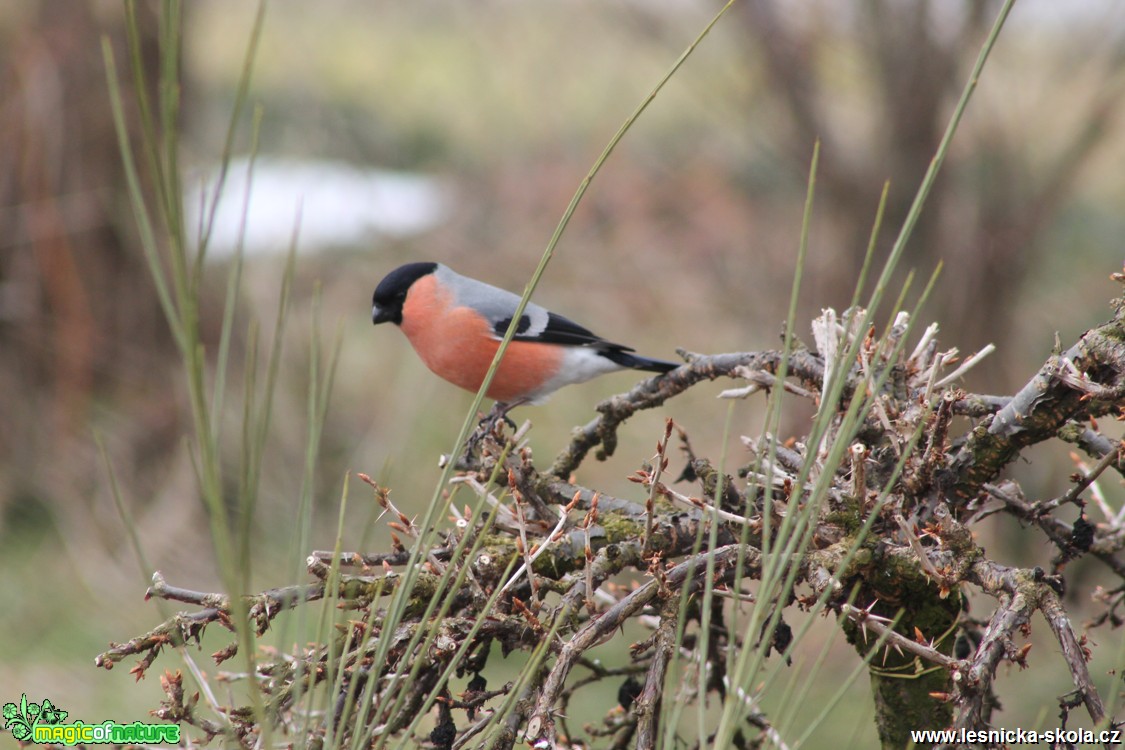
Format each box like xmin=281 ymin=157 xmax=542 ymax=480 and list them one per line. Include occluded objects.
xmin=736 ymin=0 xmax=1123 ymax=382
xmin=0 ymin=2 xmax=176 ymax=529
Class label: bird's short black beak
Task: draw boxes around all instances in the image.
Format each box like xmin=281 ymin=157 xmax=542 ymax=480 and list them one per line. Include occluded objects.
xmin=372 ymin=305 xmax=395 ymax=325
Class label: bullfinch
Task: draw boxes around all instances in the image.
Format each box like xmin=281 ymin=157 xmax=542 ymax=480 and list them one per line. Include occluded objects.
xmin=371 ymin=262 xmax=679 ymax=409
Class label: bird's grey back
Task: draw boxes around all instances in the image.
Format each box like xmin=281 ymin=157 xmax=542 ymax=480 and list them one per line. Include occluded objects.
xmin=435 ymin=264 xmax=551 ymax=335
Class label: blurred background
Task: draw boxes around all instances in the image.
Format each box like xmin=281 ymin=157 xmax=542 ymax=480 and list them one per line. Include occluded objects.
xmin=3 ymin=0 xmax=1125 ymax=743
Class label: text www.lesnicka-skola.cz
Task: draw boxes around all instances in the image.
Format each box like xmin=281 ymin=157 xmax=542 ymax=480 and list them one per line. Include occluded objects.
xmin=910 ymin=727 xmax=1120 ymax=746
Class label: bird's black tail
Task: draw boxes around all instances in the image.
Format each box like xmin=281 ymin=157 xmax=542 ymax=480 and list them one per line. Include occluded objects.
xmin=602 ymin=348 xmax=680 ymax=374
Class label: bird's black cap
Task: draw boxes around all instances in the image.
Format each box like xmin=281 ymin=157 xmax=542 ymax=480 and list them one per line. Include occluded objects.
xmin=372 ymin=261 xmax=438 ymax=325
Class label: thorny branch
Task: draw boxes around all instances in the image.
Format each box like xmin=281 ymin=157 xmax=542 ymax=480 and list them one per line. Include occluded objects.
xmin=97 ymin=274 xmax=1125 ymax=748
xmin=550 ymin=349 xmax=828 ymax=478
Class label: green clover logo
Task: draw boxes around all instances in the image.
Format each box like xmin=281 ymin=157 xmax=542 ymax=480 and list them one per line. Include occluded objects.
xmin=2 ymin=695 xmax=33 ymax=740
xmin=2 ymin=694 xmax=69 ymax=740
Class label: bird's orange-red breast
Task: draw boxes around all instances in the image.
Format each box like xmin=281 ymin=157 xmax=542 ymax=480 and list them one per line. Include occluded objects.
xmin=396 ymin=271 xmax=565 ymax=402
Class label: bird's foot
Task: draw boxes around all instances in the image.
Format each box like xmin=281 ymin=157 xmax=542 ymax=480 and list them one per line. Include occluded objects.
xmin=458 ymin=402 xmax=522 ymax=468
xmin=479 ymin=402 xmax=518 ymax=433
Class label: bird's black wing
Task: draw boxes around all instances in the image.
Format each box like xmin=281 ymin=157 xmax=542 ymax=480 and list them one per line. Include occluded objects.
xmin=493 ymin=312 xmax=634 ymax=351
xmin=493 ymin=311 xmax=679 ymax=373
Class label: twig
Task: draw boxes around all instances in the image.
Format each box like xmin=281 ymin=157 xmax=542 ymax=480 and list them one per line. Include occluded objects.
xmin=839 ymin=603 xmax=958 ymax=670
xmin=549 ymin=349 xmax=826 ymax=478
xmin=1040 ymin=590 xmax=1106 ymax=727
xmin=1036 ymin=440 xmax=1123 ymax=514
xmin=497 ymin=502 xmax=573 ymax=598
xmin=634 ymin=599 xmax=677 ymax=750
xmin=933 ymin=343 xmax=996 ymax=388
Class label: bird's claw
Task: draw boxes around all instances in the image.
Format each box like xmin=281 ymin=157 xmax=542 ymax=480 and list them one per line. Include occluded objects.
xmin=459 ymin=403 xmax=518 ymax=466
xmin=478 ymin=411 xmax=517 ymax=434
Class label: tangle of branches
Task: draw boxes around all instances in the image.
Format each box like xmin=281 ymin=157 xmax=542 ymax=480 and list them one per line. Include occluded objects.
xmin=96 ymin=272 xmax=1125 ymax=749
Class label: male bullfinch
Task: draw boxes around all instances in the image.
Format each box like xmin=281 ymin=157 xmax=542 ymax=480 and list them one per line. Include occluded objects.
xmin=371 ymin=262 xmax=679 ymax=409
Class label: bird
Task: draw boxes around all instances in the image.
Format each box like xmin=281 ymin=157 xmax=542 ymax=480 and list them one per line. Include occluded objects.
xmin=371 ymin=262 xmax=679 ymax=411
